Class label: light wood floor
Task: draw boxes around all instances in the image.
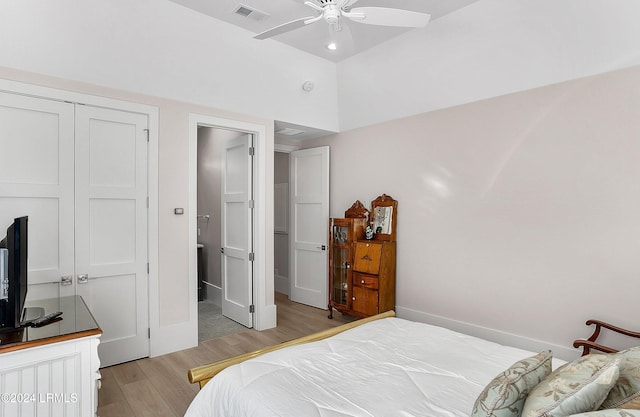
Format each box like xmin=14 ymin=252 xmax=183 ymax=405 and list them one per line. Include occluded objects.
xmin=97 ymin=292 xmax=355 ymax=417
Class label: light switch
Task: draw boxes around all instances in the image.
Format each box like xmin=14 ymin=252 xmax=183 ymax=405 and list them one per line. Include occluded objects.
xmin=174 ymin=208 xmax=184 ymax=215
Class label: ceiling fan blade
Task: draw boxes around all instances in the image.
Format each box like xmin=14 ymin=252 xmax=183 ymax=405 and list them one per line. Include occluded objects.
xmin=304 ymin=1 xmax=324 ymax=12
xmin=254 ymin=16 xmax=318 ymax=40
xmin=348 ymin=7 xmax=430 ymax=28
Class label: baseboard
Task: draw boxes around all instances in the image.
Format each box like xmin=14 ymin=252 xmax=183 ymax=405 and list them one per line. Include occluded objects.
xmin=395 ymin=306 xmax=578 ymax=362
xmin=274 ymin=274 xmax=289 ymax=296
xmin=203 ymin=281 xmax=221 ymax=306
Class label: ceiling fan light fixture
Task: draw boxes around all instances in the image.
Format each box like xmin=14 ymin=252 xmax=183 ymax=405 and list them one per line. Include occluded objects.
xmin=324 ymin=5 xmax=342 ymax=25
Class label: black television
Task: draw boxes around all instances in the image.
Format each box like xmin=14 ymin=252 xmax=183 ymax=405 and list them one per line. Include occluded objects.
xmin=0 ymin=216 xmax=28 ymax=330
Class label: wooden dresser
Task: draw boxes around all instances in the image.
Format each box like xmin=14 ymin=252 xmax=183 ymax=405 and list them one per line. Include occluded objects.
xmin=351 ymin=240 xmax=396 ymax=316
xmin=329 ymin=195 xmax=397 ymax=319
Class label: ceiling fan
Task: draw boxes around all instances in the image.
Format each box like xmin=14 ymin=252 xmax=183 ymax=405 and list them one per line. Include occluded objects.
xmin=254 ymin=0 xmax=431 ymax=40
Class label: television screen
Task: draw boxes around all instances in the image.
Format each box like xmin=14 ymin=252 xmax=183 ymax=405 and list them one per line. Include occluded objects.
xmin=0 ymin=216 xmax=28 ymax=329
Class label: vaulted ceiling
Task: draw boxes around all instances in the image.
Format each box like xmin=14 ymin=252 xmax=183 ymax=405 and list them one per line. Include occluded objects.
xmin=168 ymin=0 xmax=479 ymax=62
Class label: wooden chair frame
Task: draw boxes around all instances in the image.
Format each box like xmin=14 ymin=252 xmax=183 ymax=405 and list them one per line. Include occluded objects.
xmin=573 ymin=319 xmax=640 ymax=356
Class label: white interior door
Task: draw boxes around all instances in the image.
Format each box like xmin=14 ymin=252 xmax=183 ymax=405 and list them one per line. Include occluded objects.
xmin=0 ymin=92 xmax=75 ymax=300
xmin=221 ymin=134 xmax=253 ymax=328
xmin=74 ymin=105 xmax=149 ymax=367
xmin=289 ymin=146 xmax=329 ymax=309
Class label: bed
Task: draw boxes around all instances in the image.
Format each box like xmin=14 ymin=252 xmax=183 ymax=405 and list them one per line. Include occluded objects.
xmin=185 ymin=312 xmax=640 ymax=417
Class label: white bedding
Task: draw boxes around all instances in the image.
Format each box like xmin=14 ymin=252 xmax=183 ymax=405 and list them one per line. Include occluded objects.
xmin=185 ymin=317 xmax=551 ymax=417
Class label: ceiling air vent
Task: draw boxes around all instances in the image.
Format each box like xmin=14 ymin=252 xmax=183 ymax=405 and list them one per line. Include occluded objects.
xmin=233 ymin=4 xmax=269 ymax=21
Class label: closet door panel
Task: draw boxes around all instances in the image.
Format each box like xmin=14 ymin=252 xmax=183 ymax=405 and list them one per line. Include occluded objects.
xmin=0 ymin=92 xmax=75 ymax=300
xmin=74 ymin=105 xmax=149 ymax=367
xmin=89 ymin=199 xmax=136 ymax=265
xmin=0 ymin=100 xmax=61 ymax=184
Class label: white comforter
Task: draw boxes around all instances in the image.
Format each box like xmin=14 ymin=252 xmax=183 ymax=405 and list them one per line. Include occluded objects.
xmin=185 ymin=318 xmax=544 ymax=417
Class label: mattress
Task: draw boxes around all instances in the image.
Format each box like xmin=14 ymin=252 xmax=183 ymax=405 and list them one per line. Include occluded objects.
xmin=185 ymin=317 xmax=552 ymax=417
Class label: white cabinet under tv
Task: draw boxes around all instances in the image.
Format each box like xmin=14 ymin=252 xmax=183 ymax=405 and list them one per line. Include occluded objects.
xmin=0 ymin=296 xmax=101 ymax=417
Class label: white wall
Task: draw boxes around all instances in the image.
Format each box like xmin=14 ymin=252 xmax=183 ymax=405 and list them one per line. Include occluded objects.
xmin=305 ymin=66 xmax=640 ymax=360
xmin=0 ymin=0 xmax=339 ymax=132
xmin=337 ymin=0 xmax=640 ymax=131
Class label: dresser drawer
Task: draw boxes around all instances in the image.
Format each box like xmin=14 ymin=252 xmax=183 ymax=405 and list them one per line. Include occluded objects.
xmin=353 ymin=241 xmax=382 ymax=274
xmin=353 ymin=273 xmax=378 ymax=289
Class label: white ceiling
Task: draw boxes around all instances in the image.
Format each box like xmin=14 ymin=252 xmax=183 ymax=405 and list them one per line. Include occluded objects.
xmin=169 ymin=0 xmax=480 ymax=141
xmin=168 ymin=0 xmax=479 ymax=63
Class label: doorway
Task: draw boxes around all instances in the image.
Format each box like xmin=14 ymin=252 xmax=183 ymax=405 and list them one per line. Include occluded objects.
xmin=188 ymin=114 xmax=277 ymax=346
xmin=196 ymin=126 xmax=254 ymax=340
xmin=274 ymin=150 xmax=291 ymax=296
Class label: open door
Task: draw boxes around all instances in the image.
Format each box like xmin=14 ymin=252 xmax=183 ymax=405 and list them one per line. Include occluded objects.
xmin=289 ymin=146 xmax=330 ymax=309
xmin=221 ymin=134 xmax=253 ymax=327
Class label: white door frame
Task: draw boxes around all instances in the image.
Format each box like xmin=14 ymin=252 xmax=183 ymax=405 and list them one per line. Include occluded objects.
xmin=0 ymin=77 xmax=160 ymax=356
xmin=188 ymin=114 xmax=277 ymax=336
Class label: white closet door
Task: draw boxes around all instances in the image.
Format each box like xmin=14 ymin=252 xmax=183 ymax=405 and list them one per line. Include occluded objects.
xmin=221 ymin=134 xmax=253 ymax=328
xmin=74 ymin=105 xmax=149 ymax=367
xmin=0 ymin=92 xmax=75 ymax=300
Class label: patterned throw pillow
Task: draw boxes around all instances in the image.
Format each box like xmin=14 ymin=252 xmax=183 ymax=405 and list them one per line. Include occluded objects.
xmin=471 ymin=350 xmax=553 ymax=417
xmin=521 ymin=354 xmax=621 ymax=417
xmin=600 ymin=347 xmax=640 ymax=410
xmin=567 ymin=409 xmax=640 ymax=417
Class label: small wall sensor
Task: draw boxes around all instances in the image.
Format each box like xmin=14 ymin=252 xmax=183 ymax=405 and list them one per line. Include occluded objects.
xmin=302 ymin=81 xmax=314 ymax=92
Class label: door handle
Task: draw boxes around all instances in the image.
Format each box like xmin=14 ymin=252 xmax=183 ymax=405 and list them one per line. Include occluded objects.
xmin=315 ymin=245 xmax=326 ymax=250
xmin=61 ymin=276 xmax=73 ymax=286
xmin=77 ymin=274 xmax=89 ymax=284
